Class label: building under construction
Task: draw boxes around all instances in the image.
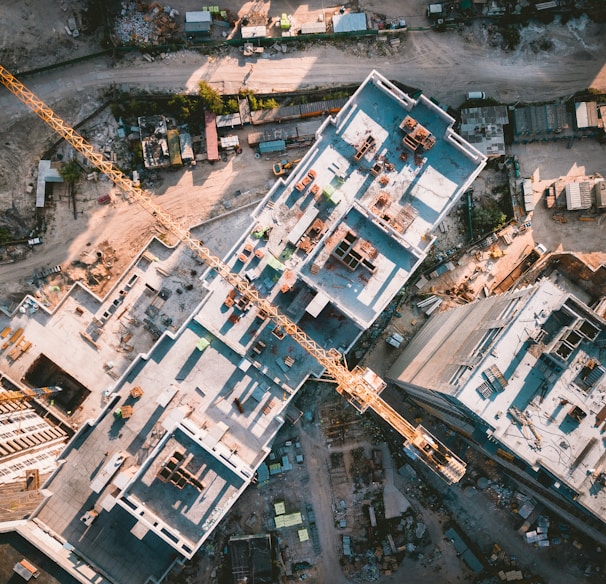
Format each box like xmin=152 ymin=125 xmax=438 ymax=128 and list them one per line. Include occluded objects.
xmin=388 ymin=279 xmax=606 ymax=546
xmin=0 ymin=70 xmax=486 ymax=584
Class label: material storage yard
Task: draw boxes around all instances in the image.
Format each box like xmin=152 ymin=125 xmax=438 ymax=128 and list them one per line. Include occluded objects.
xmin=1 ymin=1 xmax=606 ymax=584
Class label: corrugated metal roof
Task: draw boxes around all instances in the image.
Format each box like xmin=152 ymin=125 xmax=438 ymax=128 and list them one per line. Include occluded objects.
xmin=251 ymin=105 xmax=301 ymax=124
xmin=301 ymin=21 xmax=326 ymax=34
xmin=258 ymin=139 xmax=286 ymax=154
xmin=220 ymin=135 xmax=239 ymax=149
xmin=332 ymin=12 xmax=367 ymax=33
xmin=186 ymin=11 xmax=212 ymax=22
xmin=216 ymin=112 xmax=242 ymax=128
xmin=300 ymin=97 xmax=347 ymax=116
xmin=513 ymin=104 xmax=569 ymax=135
xmin=564 ymin=181 xmax=593 ymax=210
xmin=179 ymin=132 xmax=194 ymax=161
xmin=522 ymin=179 xmax=534 ymax=211
xmin=575 ymin=102 xmax=599 ymax=128
xmin=205 ymin=111 xmax=219 ymax=161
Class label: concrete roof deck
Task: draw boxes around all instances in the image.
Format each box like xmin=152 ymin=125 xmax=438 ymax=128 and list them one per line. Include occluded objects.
xmin=35 ymin=313 xmax=291 ymax=567
xmin=241 ymin=70 xmax=484 ymax=332
xmin=125 ymin=428 xmax=245 ymax=548
xmin=122 ymin=321 xmax=287 ymax=469
xmin=0 ymin=240 xmax=208 ymax=415
xmin=194 ymin=278 xmax=326 ymax=389
xmin=299 ymin=206 xmax=419 ymax=328
xmin=34 ymin=503 xmax=173 ymax=584
xmin=454 ymin=281 xmax=606 ymax=522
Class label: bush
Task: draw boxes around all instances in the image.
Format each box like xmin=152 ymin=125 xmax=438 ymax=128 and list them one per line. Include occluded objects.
xmin=167 ymin=94 xmax=205 ymax=125
xmin=0 ymin=227 xmax=11 ymax=245
xmin=500 ymin=26 xmax=521 ymax=51
xmin=59 ymin=160 xmax=81 ymax=183
xmin=224 ymin=98 xmax=239 ymax=114
xmin=471 ymin=204 xmax=507 ymax=235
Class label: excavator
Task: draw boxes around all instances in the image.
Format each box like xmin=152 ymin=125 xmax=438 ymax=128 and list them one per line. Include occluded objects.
xmin=272 ymin=158 xmax=300 ymax=176
xmin=0 ymin=64 xmax=467 ymax=484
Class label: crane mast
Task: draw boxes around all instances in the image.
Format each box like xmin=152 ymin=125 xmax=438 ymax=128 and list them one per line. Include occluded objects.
xmin=0 ymin=65 xmax=465 ymax=484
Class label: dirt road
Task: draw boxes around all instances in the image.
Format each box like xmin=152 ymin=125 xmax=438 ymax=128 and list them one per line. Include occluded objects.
xmin=298 ymin=419 xmax=351 ymax=584
xmin=2 ymin=16 xmax=605 ymax=126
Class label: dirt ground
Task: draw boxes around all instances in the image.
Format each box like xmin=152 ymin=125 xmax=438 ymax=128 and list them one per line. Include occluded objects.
xmin=0 ymin=121 xmax=299 ymax=311
xmin=184 ymin=384 xmax=475 ymax=584
xmin=513 ymin=139 xmax=606 ymax=268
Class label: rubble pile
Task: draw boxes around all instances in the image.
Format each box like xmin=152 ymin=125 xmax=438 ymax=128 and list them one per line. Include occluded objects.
xmin=115 ymin=1 xmax=180 ymax=45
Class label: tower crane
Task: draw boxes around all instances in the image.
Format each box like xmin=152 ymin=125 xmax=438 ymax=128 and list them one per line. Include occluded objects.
xmin=0 ymin=65 xmax=466 ymax=484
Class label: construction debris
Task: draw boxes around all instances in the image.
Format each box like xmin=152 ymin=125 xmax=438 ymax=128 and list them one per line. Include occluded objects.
xmin=115 ymin=2 xmax=180 ymax=45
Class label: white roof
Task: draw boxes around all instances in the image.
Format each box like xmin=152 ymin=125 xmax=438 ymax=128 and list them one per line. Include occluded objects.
xmin=575 ymin=101 xmax=598 ymax=128
xmin=332 ymin=12 xmax=367 ymax=33
xmin=186 ymin=11 xmax=212 ymax=23
xmin=565 ymin=182 xmax=581 ymax=209
xmin=241 ymin=25 xmax=267 ymax=38
xmin=301 ymin=21 xmax=327 ymax=34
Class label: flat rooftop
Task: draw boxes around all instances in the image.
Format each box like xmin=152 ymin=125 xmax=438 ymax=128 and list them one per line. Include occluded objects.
xmin=454 ymin=280 xmax=606 ymax=525
xmin=36 ymin=315 xmax=292 ymax=572
xmin=239 ymin=70 xmax=485 ymax=330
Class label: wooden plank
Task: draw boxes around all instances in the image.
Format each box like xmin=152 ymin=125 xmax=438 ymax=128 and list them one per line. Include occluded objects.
xmin=9 ymin=327 xmax=23 ymax=344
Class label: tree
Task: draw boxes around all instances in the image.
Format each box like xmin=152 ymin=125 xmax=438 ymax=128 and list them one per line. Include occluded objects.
xmin=59 ymin=160 xmax=81 ymax=183
xmin=471 ymin=204 xmax=506 ymax=236
xmin=198 ymin=81 xmax=224 ymax=114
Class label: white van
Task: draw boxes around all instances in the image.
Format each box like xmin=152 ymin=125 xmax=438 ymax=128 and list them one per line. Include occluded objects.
xmin=466 ymin=91 xmax=486 ymax=100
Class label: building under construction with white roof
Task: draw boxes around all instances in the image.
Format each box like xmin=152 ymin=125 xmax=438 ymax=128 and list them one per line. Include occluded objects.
xmin=388 ymin=279 xmax=606 ymax=546
xmin=0 ymin=70 xmax=486 ymax=584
